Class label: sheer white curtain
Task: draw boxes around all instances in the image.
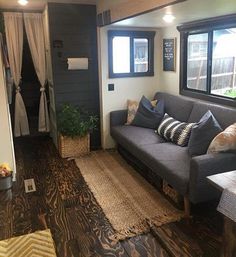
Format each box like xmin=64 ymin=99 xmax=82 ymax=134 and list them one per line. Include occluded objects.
xmin=4 ymin=12 xmax=29 ymax=137
xmin=24 ymin=13 xmax=50 ymax=132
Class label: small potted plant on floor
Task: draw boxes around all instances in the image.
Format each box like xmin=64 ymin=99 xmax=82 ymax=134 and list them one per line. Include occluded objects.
xmin=57 ymin=104 xmax=98 ymax=158
xmin=0 ymin=163 xmax=13 ymax=191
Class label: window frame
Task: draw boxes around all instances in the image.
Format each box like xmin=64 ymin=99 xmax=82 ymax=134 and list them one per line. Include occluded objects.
xmin=177 ymin=14 xmax=236 ymax=107
xmin=108 ymin=30 xmax=155 ymax=78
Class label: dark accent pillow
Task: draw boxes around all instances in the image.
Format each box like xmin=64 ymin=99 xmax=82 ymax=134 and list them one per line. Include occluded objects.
xmin=131 ymin=96 xmax=164 ymax=129
xmin=188 ymin=110 xmax=223 ymax=156
xmin=157 ymin=113 xmax=196 ymax=147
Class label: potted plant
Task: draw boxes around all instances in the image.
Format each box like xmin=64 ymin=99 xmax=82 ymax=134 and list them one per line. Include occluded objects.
xmin=0 ymin=163 xmax=13 ymax=191
xmin=57 ymin=104 xmax=98 ymax=158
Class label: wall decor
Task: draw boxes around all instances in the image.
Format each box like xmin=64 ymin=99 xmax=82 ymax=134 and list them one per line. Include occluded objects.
xmin=67 ymin=58 xmax=88 ymax=70
xmin=163 ymin=38 xmax=176 ymax=72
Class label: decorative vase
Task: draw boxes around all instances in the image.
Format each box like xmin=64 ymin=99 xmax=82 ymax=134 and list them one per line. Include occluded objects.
xmin=0 ymin=174 xmax=13 ymax=191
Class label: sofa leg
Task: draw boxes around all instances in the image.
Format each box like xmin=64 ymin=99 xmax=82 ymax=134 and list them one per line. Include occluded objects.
xmin=184 ymin=196 xmax=191 ymax=218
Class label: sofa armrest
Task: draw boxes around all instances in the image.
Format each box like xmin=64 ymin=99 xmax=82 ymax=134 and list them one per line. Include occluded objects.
xmin=189 ymin=153 xmax=236 ymax=203
xmin=110 ymin=110 xmax=127 ymax=127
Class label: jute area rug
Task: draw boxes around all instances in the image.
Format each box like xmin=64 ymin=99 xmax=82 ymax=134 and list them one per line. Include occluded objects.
xmin=75 ymin=151 xmax=184 ymax=242
xmin=0 ymin=229 xmax=56 ymax=257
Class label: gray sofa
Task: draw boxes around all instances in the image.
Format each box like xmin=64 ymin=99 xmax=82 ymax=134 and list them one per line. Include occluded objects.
xmin=110 ymin=92 xmax=236 ymax=213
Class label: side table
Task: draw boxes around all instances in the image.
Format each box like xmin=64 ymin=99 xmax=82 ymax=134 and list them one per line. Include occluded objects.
xmin=207 ymin=171 xmax=236 ymax=257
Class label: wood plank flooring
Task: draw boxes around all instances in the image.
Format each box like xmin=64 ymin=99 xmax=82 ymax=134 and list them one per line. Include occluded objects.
xmin=0 ymin=136 xmax=222 ymax=257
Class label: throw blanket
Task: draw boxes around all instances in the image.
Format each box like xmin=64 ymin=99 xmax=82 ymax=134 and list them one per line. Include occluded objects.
xmin=217 ymin=187 xmax=236 ymax=222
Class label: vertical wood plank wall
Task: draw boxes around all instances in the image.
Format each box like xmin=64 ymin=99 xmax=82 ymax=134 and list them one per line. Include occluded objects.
xmin=48 ymin=3 xmax=101 ymax=148
xmin=97 ymin=0 xmax=186 ymax=24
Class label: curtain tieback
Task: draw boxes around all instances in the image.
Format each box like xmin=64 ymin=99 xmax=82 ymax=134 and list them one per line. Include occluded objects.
xmin=15 ymin=86 xmax=21 ymax=93
xmin=40 ymin=87 xmax=45 ymax=92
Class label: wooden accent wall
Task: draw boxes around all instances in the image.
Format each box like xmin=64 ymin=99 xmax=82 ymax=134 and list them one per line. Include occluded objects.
xmin=97 ymin=0 xmax=187 ymax=25
xmin=48 ymin=3 xmax=101 ymax=148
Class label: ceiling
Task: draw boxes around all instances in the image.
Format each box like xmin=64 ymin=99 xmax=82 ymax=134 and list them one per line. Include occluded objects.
xmin=0 ymin=0 xmax=96 ymax=10
xmin=113 ymin=0 xmax=236 ymax=28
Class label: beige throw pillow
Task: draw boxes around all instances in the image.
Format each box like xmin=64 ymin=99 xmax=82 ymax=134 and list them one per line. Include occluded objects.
xmin=126 ymin=100 xmax=138 ymax=125
xmin=207 ymin=123 xmax=236 ymax=154
xmin=126 ymin=99 xmax=157 ymax=125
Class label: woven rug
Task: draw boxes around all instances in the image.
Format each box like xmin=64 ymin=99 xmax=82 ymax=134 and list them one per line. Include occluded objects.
xmin=75 ymin=151 xmax=184 ymax=242
xmin=0 ymin=229 xmax=56 ymax=257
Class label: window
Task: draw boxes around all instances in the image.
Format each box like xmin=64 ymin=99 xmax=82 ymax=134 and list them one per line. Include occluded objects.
xmin=178 ymin=15 xmax=236 ymax=106
xmin=108 ymin=30 xmax=155 ymax=78
xmin=187 ymin=33 xmax=208 ymax=92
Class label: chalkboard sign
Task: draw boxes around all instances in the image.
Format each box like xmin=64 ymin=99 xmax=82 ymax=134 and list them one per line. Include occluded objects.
xmin=163 ymin=38 xmax=176 ymax=72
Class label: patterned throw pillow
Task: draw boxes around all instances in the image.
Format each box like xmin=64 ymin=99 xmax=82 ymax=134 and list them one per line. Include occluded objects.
xmin=157 ymin=113 xmax=195 ymax=147
xmin=126 ymin=100 xmax=139 ymax=125
xmin=126 ymin=99 xmax=157 ymax=125
xmin=207 ymin=123 xmax=236 ymax=153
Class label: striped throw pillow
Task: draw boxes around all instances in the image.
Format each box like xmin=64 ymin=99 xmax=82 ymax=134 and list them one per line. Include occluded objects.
xmin=157 ymin=113 xmax=196 ymax=146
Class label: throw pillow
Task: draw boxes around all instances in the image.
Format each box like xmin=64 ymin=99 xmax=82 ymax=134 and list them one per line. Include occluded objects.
xmin=157 ymin=113 xmax=195 ymax=147
xmin=126 ymin=100 xmax=139 ymax=125
xmin=207 ymin=123 xmax=236 ymax=154
xmin=131 ymin=96 xmax=164 ymax=129
xmin=126 ymin=99 xmax=157 ymax=125
xmin=188 ymin=110 xmax=223 ymax=156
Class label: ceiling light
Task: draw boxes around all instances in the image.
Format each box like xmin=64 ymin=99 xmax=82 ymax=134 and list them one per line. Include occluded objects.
xmin=18 ymin=0 xmax=28 ymax=6
xmin=163 ymin=14 xmax=175 ymax=23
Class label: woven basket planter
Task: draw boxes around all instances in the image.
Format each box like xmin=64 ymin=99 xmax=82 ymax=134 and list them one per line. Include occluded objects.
xmin=58 ymin=134 xmax=90 ymax=158
xmin=162 ymin=180 xmax=182 ymax=204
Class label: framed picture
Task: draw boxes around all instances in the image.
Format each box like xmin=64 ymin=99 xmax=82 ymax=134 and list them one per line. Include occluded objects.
xmin=163 ymin=38 xmax=176 ymax=72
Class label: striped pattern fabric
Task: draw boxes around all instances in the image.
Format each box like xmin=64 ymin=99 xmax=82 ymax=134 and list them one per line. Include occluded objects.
xmin=0 ymin=229 xmax=56 ymax=257
xmin=157 ymin=113 xmax=196 ymax=146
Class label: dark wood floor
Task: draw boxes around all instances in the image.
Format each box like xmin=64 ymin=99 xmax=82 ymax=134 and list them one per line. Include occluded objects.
xmin=0 ymin=136 xmax=223 ymax=257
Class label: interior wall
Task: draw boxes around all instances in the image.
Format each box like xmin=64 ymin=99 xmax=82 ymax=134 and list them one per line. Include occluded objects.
xmin=157 ymin=25 xmax=180 ymax=95
xmin=0 ymin=51 xmax=16 ymax=177
xmin=98 ymin=26 xmax=160 ymax=149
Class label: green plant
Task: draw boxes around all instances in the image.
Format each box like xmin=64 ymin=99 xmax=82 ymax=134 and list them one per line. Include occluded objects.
xmin=224 ymin=88 xmax=236 ymax=98
xmin=58 ymin=104 xmax=98 ymax=138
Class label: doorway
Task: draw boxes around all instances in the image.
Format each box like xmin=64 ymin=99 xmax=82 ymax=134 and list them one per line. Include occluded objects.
xmin=8 ymin=28 xmax=50 ymax=138
xmin=20 ymin=28 xmax=41 ymax=136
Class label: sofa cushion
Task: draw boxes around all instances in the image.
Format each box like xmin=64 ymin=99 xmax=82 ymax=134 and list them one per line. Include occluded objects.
xmin=111 ymin=125 xmax=165 ymax=157
xmin=138 ymin=143 xmax=191 ymax=195
xmin=188 ymin=101 xmax=236 ymax=129
xmin=154 ymin=92 xmax=194 ymax=122
xmin=131 ymin=96 xmax=164 ymax=129
xmin=188 ymin=110 xmax=223 ymax=156
xmin=157 ymin=113 xmax=195 ymax=146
